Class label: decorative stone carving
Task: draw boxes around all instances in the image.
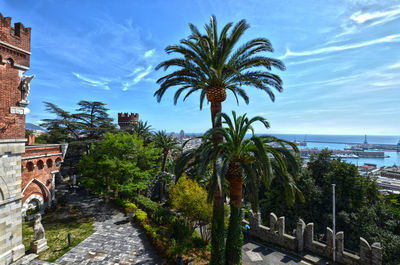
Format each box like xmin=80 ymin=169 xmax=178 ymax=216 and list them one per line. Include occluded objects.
xmin=30 ymin=213 xmax=48 ymax=253
xmin=18 ymin=74 xmax=34 ymax=106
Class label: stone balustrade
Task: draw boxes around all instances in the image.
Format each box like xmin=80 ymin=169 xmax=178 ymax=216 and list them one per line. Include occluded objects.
xmin=244 ymin=211 xmax=382 ymax=265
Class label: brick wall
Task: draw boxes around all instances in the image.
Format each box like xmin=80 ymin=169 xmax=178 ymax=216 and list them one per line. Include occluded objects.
xmin=0 ymin=13 xmax=31 ymax=265
xmin=0 ymin=13 xmax=31 ymax=140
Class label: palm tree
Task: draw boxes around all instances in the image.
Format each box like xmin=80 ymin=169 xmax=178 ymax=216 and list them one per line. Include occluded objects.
xmin=126 ymin=120 xmax=153 ymax=144
xmin=153 ymin=130 xmax=181 ymax=172
xmin=155 ymin=16 xmax=285 ymax=265
xmin=201 ymin=112 xmax=303 ymax=265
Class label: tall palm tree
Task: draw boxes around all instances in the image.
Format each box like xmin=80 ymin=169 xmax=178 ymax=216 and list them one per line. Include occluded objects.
xmin=153 ymin=130 xmax=181 ymax=172
xmin=201 ymin=112 xmax=303 ymax=265
xmin=155 ymin=16 xmax=285 ymax=265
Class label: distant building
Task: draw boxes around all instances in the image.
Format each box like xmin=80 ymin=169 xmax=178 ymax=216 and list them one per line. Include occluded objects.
xmin=118 ymin=112 xmax=139 ymax=130
xmin=363 ymin=135 xmax=368 ymax=150
xmin=380 ymin=166 xmax=400 ymax=179
xmin=179 ymin=130 xmax=184 ymax=141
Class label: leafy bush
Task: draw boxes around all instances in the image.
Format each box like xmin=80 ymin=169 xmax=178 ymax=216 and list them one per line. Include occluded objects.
xmin=135 ymin=209 xmax=148 ymax=224
xmin=125 ymin=203 xmax=137 ymax=213
xmin=133 ymin=194 xmax=175 ymax=225
xmin=169 ymin=175 xmax=212 ymax=241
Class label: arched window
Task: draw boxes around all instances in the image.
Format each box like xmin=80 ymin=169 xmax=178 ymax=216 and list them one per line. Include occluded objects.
xmin=55 ymin=158 xmax=62 ymax=167
xmin=46 ymin=159 xmax=53 ymax=168
xmin=7 ymin=58 xmax=13 ymax=66
xmin=37 ymin=160 xmax=44 ymax=170
xmin=0 ymin=188 xmax=4 ymax=201
xmin=26 ymin=162 xmax=34 ymax=171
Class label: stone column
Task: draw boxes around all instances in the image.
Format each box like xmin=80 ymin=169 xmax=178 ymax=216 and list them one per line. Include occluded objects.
xmin=51 ymin=173 xmax=56 ymax=203
xmin=296 ymin=219 xmax=305 ymax=252
xmin=326 ymin=227 xmax=333 ymax=257
xmin=278 ymin=216 xmax=285 ymax=237
xmin=336 ymin=232 xmax=344 ymax=262
xmin=0 ymin=139 xmax=26 ymax=265
xmin=304 ymin=223 xmax=314 ymax=251
xmin=371 ymin=242 xmax=382 ymax=265
xmin=270 ymin=212 xmax=278 ymax=232
xmin=360 ymin=237 xmax=371 ymax=265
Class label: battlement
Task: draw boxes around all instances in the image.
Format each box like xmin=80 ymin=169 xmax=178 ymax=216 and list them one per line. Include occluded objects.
xmin=0 ymin=13 xmax=31 ymax=68
xmin=118 ymin=112 xmax=139 ymax=122
xmin=245 ymin=212 xmax=382 ymax=265
xmin=118 ymin=113 xmax=139 ymax=129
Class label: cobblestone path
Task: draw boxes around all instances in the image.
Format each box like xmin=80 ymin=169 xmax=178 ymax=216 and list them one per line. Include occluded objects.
xmin=31 ymin=187 xmax=164 ymax=265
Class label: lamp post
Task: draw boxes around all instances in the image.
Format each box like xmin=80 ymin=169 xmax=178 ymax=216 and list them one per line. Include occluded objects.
xmin=332 ymin=184 xmax=336 ymax=263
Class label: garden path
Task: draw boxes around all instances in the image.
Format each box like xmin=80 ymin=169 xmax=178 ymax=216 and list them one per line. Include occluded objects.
xmin=31 ymin=185 xmax=164 ymax=265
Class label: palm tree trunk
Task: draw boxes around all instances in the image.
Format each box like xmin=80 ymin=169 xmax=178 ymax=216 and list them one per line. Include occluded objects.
xmin=161 ymin=151 xmax=168 ymax=172
xmin=226 ymin=165 xmax=244 ymax=265
xmin=210 ymin=101 xmax=225 ymax=265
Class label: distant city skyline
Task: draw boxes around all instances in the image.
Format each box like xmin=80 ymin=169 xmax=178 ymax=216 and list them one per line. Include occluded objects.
xmin=2 ymin=0 xmax=400 ymax=135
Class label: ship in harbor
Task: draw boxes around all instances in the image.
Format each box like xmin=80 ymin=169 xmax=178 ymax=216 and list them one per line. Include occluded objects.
xmin=300 ymin=148 xmax=389 ymax=158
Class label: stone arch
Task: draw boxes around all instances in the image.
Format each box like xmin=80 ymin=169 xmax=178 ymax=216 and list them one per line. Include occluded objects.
xmin=7 ymin=57 xmax=14 ymax=66
xmin=0 ymin=176 xmax=10 ymax=200
xmin=26 ymin=161 xmax=34 ymax=171
xmin=55 ymin=157 xmax=62 ymax=167
xmin=22 ymin=178 xmax=51 ymax=204
xmin=22 ymin=194 xmax=44 ymax=217
xmin=37 ymin=160 xmax=44 ymax=170
xmin=46 ymin=158 xmax=53 ymax=168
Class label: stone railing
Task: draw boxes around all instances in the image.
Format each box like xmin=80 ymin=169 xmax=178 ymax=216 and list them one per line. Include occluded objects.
xmin=244 ymin=211 xmax=382 ymax=265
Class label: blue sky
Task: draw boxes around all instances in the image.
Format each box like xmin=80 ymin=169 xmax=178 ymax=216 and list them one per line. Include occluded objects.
xmin=2 ymin=0 xmax=400 ymax=135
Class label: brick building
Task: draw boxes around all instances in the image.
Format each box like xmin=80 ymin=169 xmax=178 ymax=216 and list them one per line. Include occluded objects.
xmin=118 ymin=112 xmax=139 ymax=129
xmin=0 ymin=13 xmax=67 ymax=264
xmin=21 ymin=136 xmax=67 ymax=217
xmin=0 ymin=13 xmax=31 ymax=265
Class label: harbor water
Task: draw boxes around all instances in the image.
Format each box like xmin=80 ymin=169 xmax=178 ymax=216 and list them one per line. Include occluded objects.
xmin=271 ymin=134 xmax=400 ymax=168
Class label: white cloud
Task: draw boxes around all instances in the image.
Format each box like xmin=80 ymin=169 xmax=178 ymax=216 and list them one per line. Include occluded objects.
xmin=122 ymin=65 xmax=153 ymax=91
xmin=144 ymin=49 xmax=155 ymax=58
xmin=282 ymin=34 xmax=400 ymax=58
xmin=72 ymin=72 xmax=110 ymax=90
xmin=350 ymin=6 xmax=400 ymax=25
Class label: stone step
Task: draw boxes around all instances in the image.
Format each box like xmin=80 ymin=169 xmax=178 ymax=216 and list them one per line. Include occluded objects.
xmin=12 ymin=254 xmax=38 ymax=265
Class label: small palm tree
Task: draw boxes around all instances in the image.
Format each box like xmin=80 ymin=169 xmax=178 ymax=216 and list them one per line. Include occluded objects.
xmin=201 ymin=112 xmax=303 ymax=265
xmin=153 ymin=130 xmax=181 ymax=172
xmin=155 ymin=16 xmax=285 ymax=265
xmin=126 ymin=120 xmax=153 ymax=144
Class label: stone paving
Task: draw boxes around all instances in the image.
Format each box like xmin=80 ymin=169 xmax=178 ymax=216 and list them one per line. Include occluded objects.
xmin=30 ymin=186 xmax=164 ymax=265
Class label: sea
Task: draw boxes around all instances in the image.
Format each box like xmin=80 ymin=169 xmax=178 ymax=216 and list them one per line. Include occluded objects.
xmin=270 ymin=134 xmax=400 ymax=168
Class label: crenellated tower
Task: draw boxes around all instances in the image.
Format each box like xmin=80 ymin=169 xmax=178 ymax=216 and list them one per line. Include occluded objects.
xmin=0 ymin=13 xmax=31 ymax=265
xmin=0 ymin=13 xmax=32 ymax=139
xmin=118 ymin=112 xmax=139 ymax=130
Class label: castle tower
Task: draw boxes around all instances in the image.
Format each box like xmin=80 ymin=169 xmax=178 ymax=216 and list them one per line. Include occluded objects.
xmin=0 ymin=13 xmax=31 ymax=264
xmin=118 ymin=112 xmax=139 ymax=130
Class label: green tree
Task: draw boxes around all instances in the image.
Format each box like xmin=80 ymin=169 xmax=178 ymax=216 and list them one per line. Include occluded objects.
xmin=74 ymin=100 xmax=116 ymax=140
xmin=170 ymin=175 xmax=212 ymax=241
xmin=155 ymin=16 xmax=285 ymax=265
xmin=201 ymin=112 xmax=302 ymax=264
xmin=79 ymin=133 xmax=161 ymax=198
xmin=125 ymin=120 xmax=153 ymax=145
xmin=40 ymin=101 xmax=116 ymax=175
xmin=153 ymin=130 xmax=181 ymax=172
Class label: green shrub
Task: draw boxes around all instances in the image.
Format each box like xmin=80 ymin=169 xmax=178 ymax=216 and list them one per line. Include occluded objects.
xmin=135 ymin=209 xmax=148 ymax=224
xmin=125 ymin=203 xmax=137 ymax=213
xmin=132 ymin=195 xmax=175 ymax=225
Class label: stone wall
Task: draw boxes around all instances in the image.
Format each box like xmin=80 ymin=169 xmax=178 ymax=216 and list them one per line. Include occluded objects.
xmin=245 ymin=211 xmax=382 ymax=265
xmin=0 ymin=139 xmax=26 ymax=265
